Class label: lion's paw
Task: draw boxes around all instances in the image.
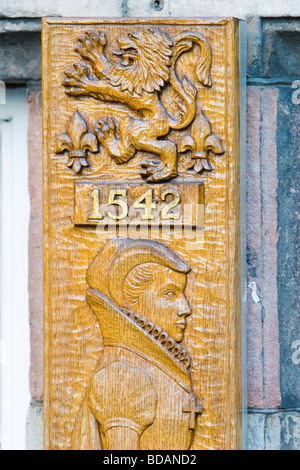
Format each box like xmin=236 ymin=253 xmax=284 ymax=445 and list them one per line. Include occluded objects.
xmin=76 ymin=31 xmax=107 ymax=59
xmin=63 ymin=63 xmax=91 ymax=94
xmin=140 ymin=161 xmax=178 ymax=183
xmin=95 ymin=117 xmax=126 ymax=161
xmin=95 ymin=117 xmax=120 ymax=143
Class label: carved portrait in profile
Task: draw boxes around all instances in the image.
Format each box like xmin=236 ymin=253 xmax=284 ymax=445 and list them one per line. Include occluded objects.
xmin=72 ymin=237 xmax=202 ymax=450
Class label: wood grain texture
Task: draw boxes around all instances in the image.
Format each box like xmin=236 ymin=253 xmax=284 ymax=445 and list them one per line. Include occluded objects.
xmin=42 ymin=17 xmax=243 ymax=450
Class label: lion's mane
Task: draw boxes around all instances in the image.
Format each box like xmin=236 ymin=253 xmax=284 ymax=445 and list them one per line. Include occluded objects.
xmin=105 ymin=28 xmax=173 ymax=96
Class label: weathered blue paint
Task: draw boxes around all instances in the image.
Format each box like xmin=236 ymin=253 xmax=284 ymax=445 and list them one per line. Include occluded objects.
xmin=277 ymin=86 xmax=300 ymax=408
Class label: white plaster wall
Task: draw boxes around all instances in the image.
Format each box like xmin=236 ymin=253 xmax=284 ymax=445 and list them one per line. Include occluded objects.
xmin=0 ymin=88 xmax=30 ymax=450
xmin=1 ymin=0 xmax=300 ymax=18
xmin=0 ymin=0 xmax=124 ymax=17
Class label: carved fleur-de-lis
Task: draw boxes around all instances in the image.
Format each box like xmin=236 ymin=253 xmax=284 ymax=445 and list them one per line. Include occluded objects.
xmin=183 ymin=133 xmax=224 ymax=174
xmin=55 ymin=110 xmax=98 ymax=173
xmin=185 ymin=153 xmax=215 ymax=174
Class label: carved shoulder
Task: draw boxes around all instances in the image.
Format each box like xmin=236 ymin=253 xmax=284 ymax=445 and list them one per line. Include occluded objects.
xmin=88 ymin=361 xmax=157 ymax=445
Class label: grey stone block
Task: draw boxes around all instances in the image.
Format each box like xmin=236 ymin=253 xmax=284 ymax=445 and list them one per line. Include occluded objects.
xmin=0 ymin=31 xmax=41 ymax=82
xmin=127 ymin=0 xmax=170 ymax=16
xmin=248 ymin=411 xmax=300 ymax=450
xmin=246 ymin=17 xmax=261 ymax=78
xmin=247 ymin=413 xmax=266 ymax=450
xmin=0 ymin=18 xmax=41 ymax=33
xmin=0 ymin=0 xmax=123 ymax=17
xmin=265 ymin=414 xmax=281 ymax=450
xmin=261 ymin=19 xmax=300 ymax=79
xmin=168 ymin=0 xmax=300 ymax=18
xmin=26 ymin=402 xmax=43 ymax=450
xmin=281 ymin=413 xmax=300 ymax=450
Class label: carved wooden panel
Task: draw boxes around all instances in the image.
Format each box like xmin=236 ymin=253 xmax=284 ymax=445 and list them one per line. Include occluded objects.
xmin=43 ymin=17 xmax=244 ymax=450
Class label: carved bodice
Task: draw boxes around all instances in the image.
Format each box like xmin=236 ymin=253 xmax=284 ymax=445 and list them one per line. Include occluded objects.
xmin=89 ymin=347 xmax=196 ymax=450
xmin=71 ymin=286 xmax=201 ymax=450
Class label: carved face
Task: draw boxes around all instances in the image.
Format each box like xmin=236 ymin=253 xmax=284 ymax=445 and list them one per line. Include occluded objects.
xmin=107 ymin=28 xmax=173 ymax=95
xmin=123 ymin=263 xmax=192 ymax=342
xmin=114 ymin=34 xmax=140 ymax=66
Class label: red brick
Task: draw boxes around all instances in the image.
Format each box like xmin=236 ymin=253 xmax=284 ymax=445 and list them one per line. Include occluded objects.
xmin=27 ymin=87 xmax=43 ymax=402
xmin=246 ymin=86 xmax=281 ymax=409
xmin=246 ymin=86 xmax=264 ymax=408
xmin=260 ymin=88 xmax=280 ymax=408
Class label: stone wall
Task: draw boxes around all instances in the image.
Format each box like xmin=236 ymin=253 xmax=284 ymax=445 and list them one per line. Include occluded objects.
xmin=0 ymin=0 xmax=299 ymax=450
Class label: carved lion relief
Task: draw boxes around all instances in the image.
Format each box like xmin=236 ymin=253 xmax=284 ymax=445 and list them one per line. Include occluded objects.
xmin=71 ymin=237 xmax=202 ymax=450
xmin=56 ymin=27 xmax=224 ymax=181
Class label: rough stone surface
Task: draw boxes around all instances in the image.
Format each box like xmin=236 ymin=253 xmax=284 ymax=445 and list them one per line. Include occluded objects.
xmin=26 ymin=403 xmax=43 ymax=450
xmin=247 ymin=413 xmax=265 ymax=450
xmin=167 ymin=0 xmax=300 ymax=18
xmin=261 ymin=19 xmax=300 ymax=79
xmin=0 ymin=0 xmax=124 ymax=17
xmin=248 ymin=411 xmax=300 ymax=450
xmin=276 ymin=86 xmax=300 ymax=408
xmin=0 ymin=18 xmax=41 ymax=33
xmin=246 ymin=17 xmax=261 ymax=78
xmin=0 ymin=31 xmax=41 ymax=82
xmin=246 ymin=87 xmax=264 ymax=408
xmin=246 ymin=86 xmax=281 ymax=409
xmin=1 ymin=0 xmax=300 ymax=19
xmin=27 ymin=87 xmax=43 ymax=403
xmin=265 ymin=413 xmax=281 ymax=450
xmin=281 ymin=413 xmax=300 ymax=450
xmin=127 ymin=0 xmax=170 ymax=16
xmin=259 ymin=87 xmax=281 ymax=407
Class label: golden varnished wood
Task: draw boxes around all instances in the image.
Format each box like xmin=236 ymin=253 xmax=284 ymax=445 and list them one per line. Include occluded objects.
xmin=43 ymin=17 xmax=243 ymax=450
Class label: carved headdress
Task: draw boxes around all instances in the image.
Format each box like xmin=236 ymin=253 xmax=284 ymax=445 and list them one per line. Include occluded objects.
xmin=86 ymin=237 xmax=192 ymax=379
xmin=86 ymin=237 xmax=190 ymax=308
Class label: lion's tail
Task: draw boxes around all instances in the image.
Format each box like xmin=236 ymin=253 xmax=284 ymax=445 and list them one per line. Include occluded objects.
xmin=169 ymin=31 xmax=212 ymax=130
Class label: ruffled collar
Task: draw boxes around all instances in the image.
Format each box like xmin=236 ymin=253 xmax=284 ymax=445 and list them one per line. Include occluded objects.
xmin=122 ymin=308 xmax=191 ymax=370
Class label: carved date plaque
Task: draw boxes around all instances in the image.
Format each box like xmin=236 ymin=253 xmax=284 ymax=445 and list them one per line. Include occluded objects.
xmin=74 ymin=181 xmax=204 ymax=228
xmin=43 ymin=17 xmax=245 ymax=450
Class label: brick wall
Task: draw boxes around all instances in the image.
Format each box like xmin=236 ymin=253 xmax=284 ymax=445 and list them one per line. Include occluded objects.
xmin=0 ymin=2 xmax=299 ymax=450
xmin=246 ymin=18 xmax=300 ymax=449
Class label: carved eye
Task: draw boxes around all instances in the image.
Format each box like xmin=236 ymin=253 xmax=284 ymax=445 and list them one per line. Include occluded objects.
xmin=164 ymin=290 xmax=176 ymax=299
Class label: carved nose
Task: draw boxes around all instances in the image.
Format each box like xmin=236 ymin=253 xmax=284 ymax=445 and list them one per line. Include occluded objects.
xmin=178 ymin=295 xmax=192 ymax=317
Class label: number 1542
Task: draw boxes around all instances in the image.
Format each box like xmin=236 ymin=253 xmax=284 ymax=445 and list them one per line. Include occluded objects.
xmin=88 ymin=188 xmax=181 ymax=221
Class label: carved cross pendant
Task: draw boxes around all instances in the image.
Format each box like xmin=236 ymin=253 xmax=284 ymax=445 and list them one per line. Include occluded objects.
xmin=183 ymin=395 xmax=202 ymax=430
